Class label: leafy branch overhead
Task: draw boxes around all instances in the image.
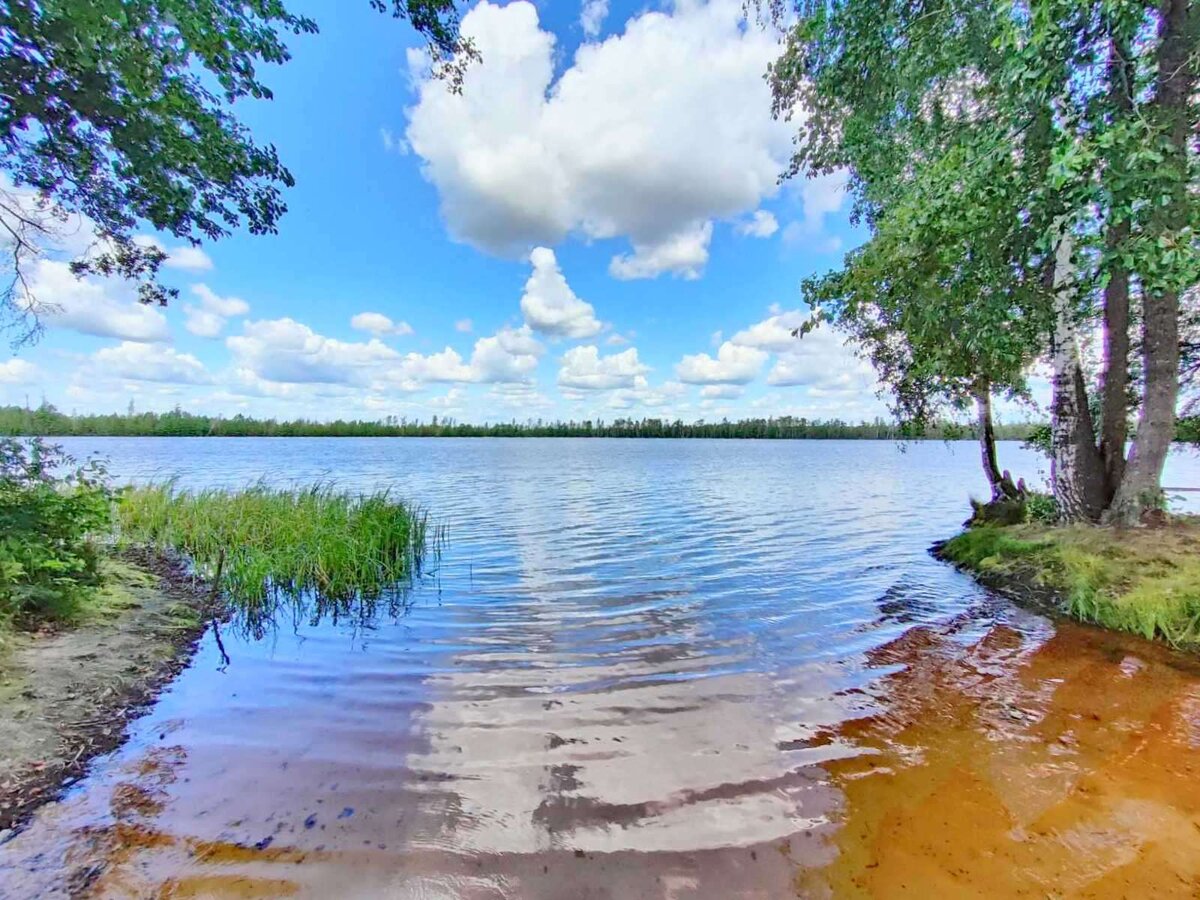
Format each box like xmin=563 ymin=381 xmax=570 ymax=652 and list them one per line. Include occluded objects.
xmin=0 ymin=0 xmax=472 ymax=339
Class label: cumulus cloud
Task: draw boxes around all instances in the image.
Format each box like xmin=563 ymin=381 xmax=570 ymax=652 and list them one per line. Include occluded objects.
xmin=428 ymin=387 xmax=466 ymax=411
xmin=228 ymin=318 xmax=401 ymax=385
xmin=675 ymin=341 xmax=767 ymax=385
xmin=581 ymin=0 xmax=609 ymax=37
xmin=405 ymin=0 xmax=791 ymax=279
xmin=730 ymin=306 xmax=876 ymax=392
xmin=736 ymin=210 xmax=779 ymax=238
xmin=521 ymin=247 xmax=603 ymax=338
xmin=24 ymin=260 xmax=170 ymax=342
xmin=184 ymin=284 xmax=250 ymax=338
xmin=489 ymin=381 xmax=554 ymax=410
xmin=700 ymin=384 xmax=743 ymax=399
xmin=609 ymin=222 xmax=712 ymax=281
xmin=92 ymin=342 xmax=211 ymax=384
xmin=350 ymin=311 xmax=414 ymax=337
xmin=383 ymin=325 xmax=544 ymax=387
xmin=605 ymin=379 xmax=687 ymax=411
xmin=166 ymin=246 xmax=213 ymax=272
xmin=558 ymin=345 xmax=649 ymax=390
xmin=729 ymin=307 xmax=809 ymax=353
xmin=134 ymin=236 xmax=213 ymax=271
xmin=0 ymin=358 xmax=39 ymax=384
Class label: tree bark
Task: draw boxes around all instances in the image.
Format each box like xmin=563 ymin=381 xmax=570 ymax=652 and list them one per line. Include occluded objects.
xmin=1098 ymin=33 xmax=1134 ymax=502
xmin=1106 ymin=0 xmax=1194 ymax=523
xmin=1049 ymin=229 xmax=1106 ymax=522
xmin=975 ymin=383 xmax=1017 ymax=501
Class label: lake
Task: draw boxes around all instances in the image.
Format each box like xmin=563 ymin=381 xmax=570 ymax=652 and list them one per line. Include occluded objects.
xmin=3 ymin=438 xmax=1200 ymax=898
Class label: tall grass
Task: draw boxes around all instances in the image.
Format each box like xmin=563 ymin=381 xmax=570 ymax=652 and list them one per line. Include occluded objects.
xmin=941 ymin=523 xmax=1200 ymax=648
xmin=117 ymin=484 xmax=437 ymax=630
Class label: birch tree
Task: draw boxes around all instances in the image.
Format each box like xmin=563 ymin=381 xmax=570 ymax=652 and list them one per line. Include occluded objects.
xmin=770 ymin=0 xmax=1199 ymax=523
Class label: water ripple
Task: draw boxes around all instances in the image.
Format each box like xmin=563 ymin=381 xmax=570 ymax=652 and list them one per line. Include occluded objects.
xmin=3 ymin=438 xmax=1200 ymax=898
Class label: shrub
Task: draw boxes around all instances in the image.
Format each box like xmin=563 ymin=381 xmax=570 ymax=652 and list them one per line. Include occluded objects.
xmin=1024 ymin=491 xmax=1058 ymax=523
xmin=0 ymin=439 xmax=112 ymax=626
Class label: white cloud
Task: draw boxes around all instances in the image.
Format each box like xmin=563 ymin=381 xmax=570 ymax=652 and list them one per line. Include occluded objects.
xmin=736 ymin=209 xmax=779 ymax=238
xmin=92 ymin=342 xmax=211 ymax=384
xmin=782 ymin=171 xmax=849 ymax=250
xmin=405 ymin=0 xmax=791 ymax=278
xmin=489 ymin=382 xmax=555 ymax=410
xmin=606 ymin=379 xmax=687 ymax=411
xmin=455 ymin=318 xmax=474 ymax=333
xmin=729 ymin=307 xmax=808 ymax=353
xmin=0 ymin=358 xmax=38 ymax=384
xmin=558 ymin=345 xmax=649 ymax=390
xmin=675 ymin=341 xmax=767 ymax=385
xmin=134 ymin=236 xmax=213 ymax=271
xmin=466 ymin=325 xmax=543 ymax=383
xmin=24 ymin=260 xmax=170 ymax=343
xmin=609 ymin=222 xmax=712 ymax=281
xmin=700 ymin=384 xmax=743 ymax=399
xmin=429 ymin=387 xmax=466 ymax=411
xmin=192 ymin=284 xmax=249 ymax=318
xmin=730 ymin=307 xmax=877 ymax=392
xmin=386 ymin=325 xmax=543 ymax=386
xmin=766 ymin=343 xmax=873 ymax=389
xmin=799 ymin=171 xmax=848 ymax=230
xmin=184 ymin=284 xmax=250 ymax=338
xmin=581 ymin=0 xmax=609 ymax=37
xmin=521 ymin=247 xmax=603 ymax=338
xmin=228 ymin=318 xmax=401 ymax=385
xmin=350 ymin=311 xmax=414 ymax=337
xmin=605 ymin=333 xmax=630 ymax=346
xmin=166 ymin=246 xmax=213 ymax=272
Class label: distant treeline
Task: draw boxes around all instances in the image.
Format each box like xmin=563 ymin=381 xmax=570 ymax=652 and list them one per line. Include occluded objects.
xmin=0 ymin=404 xmax=1042 ymax=441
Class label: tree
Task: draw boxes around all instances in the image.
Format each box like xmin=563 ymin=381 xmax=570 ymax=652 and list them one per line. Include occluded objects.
xmin=0 ymin=0 xmax=471 ymax=340
xmin=801 ymin=141 xmax=1048 ymax=501
xmin=769 ymin=0 xmax=1199 ymax=523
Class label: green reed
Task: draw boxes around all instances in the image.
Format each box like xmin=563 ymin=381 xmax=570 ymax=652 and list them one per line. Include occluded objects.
xmin=117 ymin=483 xmax=437 ymax=616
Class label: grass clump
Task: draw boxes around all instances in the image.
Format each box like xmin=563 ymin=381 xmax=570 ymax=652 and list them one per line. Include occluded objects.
xmin=116 ymin=483 xmax=434 ymax=621
xmin=941 ymin=521 xmax=1200 ymax=648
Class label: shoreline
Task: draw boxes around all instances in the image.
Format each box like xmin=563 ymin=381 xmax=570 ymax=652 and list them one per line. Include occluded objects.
xmin=931 ymin=537 xmax=1067 ymax=618
xmin=0 ymin=549 xmax=219 ymax=835
xmin=934 ymin=521 xmax=1200 ymax=651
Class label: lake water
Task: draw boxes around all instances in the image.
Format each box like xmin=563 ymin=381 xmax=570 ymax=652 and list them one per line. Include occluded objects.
xmin=3 ymin=438 xmax=1200 ymax=898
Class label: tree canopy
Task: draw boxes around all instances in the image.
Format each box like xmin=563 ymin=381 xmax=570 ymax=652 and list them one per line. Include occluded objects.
xmin=771 ymin=0 xmax=1198 ymax=521
xmin=0 ymin=0 xmax=471 ymax=338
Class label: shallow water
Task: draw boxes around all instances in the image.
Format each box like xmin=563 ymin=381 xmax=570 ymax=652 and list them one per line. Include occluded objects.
xmin=3 ymin=438 xmax=1200 ymax=898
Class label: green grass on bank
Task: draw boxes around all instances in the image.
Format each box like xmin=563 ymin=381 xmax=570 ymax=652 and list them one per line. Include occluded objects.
xmin=117 ymin=484 xmax=435 ymax=617
xmin=941 ymin=521 xmax=1200 ymax=648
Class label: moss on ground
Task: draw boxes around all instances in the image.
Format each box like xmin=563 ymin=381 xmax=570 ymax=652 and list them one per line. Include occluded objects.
xmin=939 ymin=520 xmax=1200 ymax=648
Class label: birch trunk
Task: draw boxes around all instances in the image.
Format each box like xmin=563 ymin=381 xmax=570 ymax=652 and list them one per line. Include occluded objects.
xmin=1049 ymin=229 xmax=1105 ymax=522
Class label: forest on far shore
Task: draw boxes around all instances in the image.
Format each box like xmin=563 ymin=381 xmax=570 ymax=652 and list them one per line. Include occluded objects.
xmin=0 ymin=403 xmax=1041 ymax=441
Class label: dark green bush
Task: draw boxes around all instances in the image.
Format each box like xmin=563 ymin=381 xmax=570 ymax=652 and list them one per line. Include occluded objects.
xmin=0 ymin=439 xmax=112 ymax=626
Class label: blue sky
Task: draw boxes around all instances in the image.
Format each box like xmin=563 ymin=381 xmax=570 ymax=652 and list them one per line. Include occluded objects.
xmin=1 ymin=0 xmax=899 ymax=425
